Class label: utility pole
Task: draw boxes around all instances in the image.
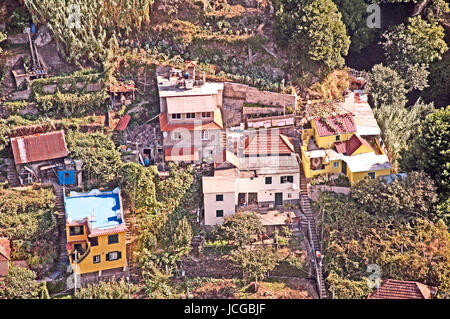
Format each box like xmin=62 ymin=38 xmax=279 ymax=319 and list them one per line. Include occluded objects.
xmin=74 ymin=250 xmax=78 ymax=295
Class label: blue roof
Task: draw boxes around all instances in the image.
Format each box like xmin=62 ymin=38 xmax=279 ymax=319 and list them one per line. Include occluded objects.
xmin=64 ymin=188 xmax=123 ymax=230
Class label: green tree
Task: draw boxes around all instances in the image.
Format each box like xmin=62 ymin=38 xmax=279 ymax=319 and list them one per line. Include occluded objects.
xmin=400 ymin=106 xmax=450 ymax=222
xmin=0 ymin=266 xmax=41 ymax=299
xmin=74 ymin=278 xmax=137 ymax=299
xmin=230 ymin=247 xmax=280 ymax=291
xmin=369 ymin=64 xmax=408 ymax=108
xmin=314 ymin=191 xmax=450 ymax=299
xmin=215 ymin=212 xmax=264 ymax=247
xmin=118 ymin=162 xmax=158 ymax=212
xmin=350 ymin=171 xmax=439 ymax=221
xmin=275 ymin=0 xmax=350 ymax=70
xmin=142 ymin=260 xmax=174 ymax=298
xmin=374 ymin=98 xmax=434 ymax=169
xmin=381 ymin=16 xmax=448 ymax=91
xmin=66 ymin=131 xmax=122 ymax=186
xmin=334 ymin=0 xmax=377 ymax=53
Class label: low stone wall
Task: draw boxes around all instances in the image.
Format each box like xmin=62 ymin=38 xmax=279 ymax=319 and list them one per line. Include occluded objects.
xmin=223 ymin=82 xmax=296 ymax=108
xmin=6 ymin=33 xmax=29 ymax=45
xmin=308 ymin=185 xmax=350 ymax=201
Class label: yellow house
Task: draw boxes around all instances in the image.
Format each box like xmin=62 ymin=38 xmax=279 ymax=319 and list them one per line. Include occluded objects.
xmin=64 ymin=188 xmax=127 ymax=276
xmin=301 ymin=113 xmax=392 ymax=185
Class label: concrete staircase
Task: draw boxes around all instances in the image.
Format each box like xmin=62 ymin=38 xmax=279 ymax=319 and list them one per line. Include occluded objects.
xmin=299 ymin=165 xmax=328 ymax=299
xmin=54 ymin=186 xmax=69 ymax=273
xmin=125 ymin=212 xmax=140 ymax=282
xmin=5 ymin=159 xmax=19 ymax=187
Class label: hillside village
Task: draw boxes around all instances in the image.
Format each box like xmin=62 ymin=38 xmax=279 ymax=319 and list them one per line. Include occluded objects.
xmin=0 ymin=0 xmax=449 ymax=301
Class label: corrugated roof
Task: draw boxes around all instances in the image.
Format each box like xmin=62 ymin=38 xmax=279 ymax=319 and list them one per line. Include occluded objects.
xmin=159 ymin=110 xmax=223 ymax=132
xmin=11 ymin=130 xmax=68 ymax=165
xmin=313 ymin=113 xmax=356 ymax=137
xmin=115 ymin=115 xmax=131 ymax=131
xmin=368 ymin=279 xmax=435 ymax=299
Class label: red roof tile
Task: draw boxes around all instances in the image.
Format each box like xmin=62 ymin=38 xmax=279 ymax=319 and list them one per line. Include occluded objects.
xmin=164 ymin=147 xmax=199 ymax=162
xmin=0 ymin=238 xmax=10 ymax=261
xmin=115 ymin=115 xmax=131 ymax=131
xmin=368 ymin=279 xmax=436 ymax=299
xmin=158 ymin=113 xmax=222 ymax=132
xmin=335 ymin=134 xmax=373 ymax=155
xmin=313 ymin=113 xmax=356 ymax=137
xmin=244 ymin=133 xmax=294 ymax=156
xmin=11 ymin=130 xmax=68 ymax=165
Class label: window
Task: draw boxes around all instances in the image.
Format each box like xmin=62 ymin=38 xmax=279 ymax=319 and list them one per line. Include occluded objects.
xmin=202 ymin=112 xmax=212 ymax=118
xmin=335 ymin=135 xmax=341 ymax=141
xmin=106 ymin=251 xmax=121 ymax=261
xmin=216 ymin=210 xmax=224 ymax=217
xmin=93 ymin=255 xmax=101 ymax=264
xmin=265 ymin=176 xmax=272 ymax=184
xmin=216 ymin=194 xmax=223 ymax=201
xmin=73 ymin=244 xmax=82 ymax=252
xmin=186 ymin=113 xmax=196 ymax=119
xmin=69 ymin=226 xmax=83 ymax=236
xmin=90 ymin=237 xmax=98 ymax=247
xmin=333 ymin=161 xmax=339 ymax=168
xmin=64 ymin=172 xmax=71 ymax=178
xmin=288 ymin=193 xmax=292 ymax=198
xmin=108 ymin=234 xmax=119 ymax=244
xmin=171 ymin=113 xmax=181 ymax=120
xmin=281 ymin=176 xmax=294 ymax=183
xmin=173 ymin=131 xmax=182 ymax=140
xmin=201 ymin=130 xmax=209 ymax=140
xmin=368 ymin=172 xmax=376 ymax=179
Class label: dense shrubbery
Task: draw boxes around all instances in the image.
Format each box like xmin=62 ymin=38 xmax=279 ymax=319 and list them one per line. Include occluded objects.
xmin=0 ymin=187 xmax=57 ymax=272
xmin=66 ymin=131 xmax=122 ymax=186
xmin=314 ymin=174 xmax=450 ymax=299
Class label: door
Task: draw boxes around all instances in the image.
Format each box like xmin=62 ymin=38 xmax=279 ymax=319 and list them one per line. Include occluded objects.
xmin=275 ymin=192 xmax=283 ymax=206
xmin=341 ymin=161 xmax=347 ymax=175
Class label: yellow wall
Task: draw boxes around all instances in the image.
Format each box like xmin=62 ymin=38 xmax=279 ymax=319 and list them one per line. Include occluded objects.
xmin=311 ymin=120 xmax=353 ymax=149
xmin=66 ymin=225 xmax=127 ymax=274
xmin=301 ymin=146 xmax=342 ymax=178
xmin=347 ymin=167 xmax=392 ymax=185
xmin=351 ymin=143 xmax=373 ymax=156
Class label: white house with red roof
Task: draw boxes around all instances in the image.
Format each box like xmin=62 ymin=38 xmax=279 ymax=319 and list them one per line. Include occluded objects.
xmin=202 ymin=129 xmax=299 ymax=225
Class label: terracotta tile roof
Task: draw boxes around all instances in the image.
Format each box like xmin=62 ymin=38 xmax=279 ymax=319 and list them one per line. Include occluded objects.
xmin=0 ymin=238 xmax=10 ymax=261
xmin=165 ymin=147 xmax=199 ymax=162
xmin=368 ymin=279 xmax=436 ymax=299
xmin=115 ymin=115 xmax=131 ymax=131
xmin=11 ymin=130 xmax=68 ymax=165
xmin=159 ymin=110 xmax=223 ymax=132
xmin=335 ymin=134 xmax=373 ymax=155
xmin=244 ymin=133 xmax=294 ymax=156
xmin=313 ymin=113 xmax=357 ymax=137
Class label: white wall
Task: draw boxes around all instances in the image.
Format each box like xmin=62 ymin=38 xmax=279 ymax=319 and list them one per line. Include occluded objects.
xmin=204 ymin=192 xmax=236 ymax=225
xmin=203 ymin=171 xmax=300 ymax=225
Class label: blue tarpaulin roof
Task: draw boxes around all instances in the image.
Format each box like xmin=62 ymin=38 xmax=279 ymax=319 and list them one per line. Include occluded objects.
xmin=64 ymin=188 xmax=123 ymax=230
